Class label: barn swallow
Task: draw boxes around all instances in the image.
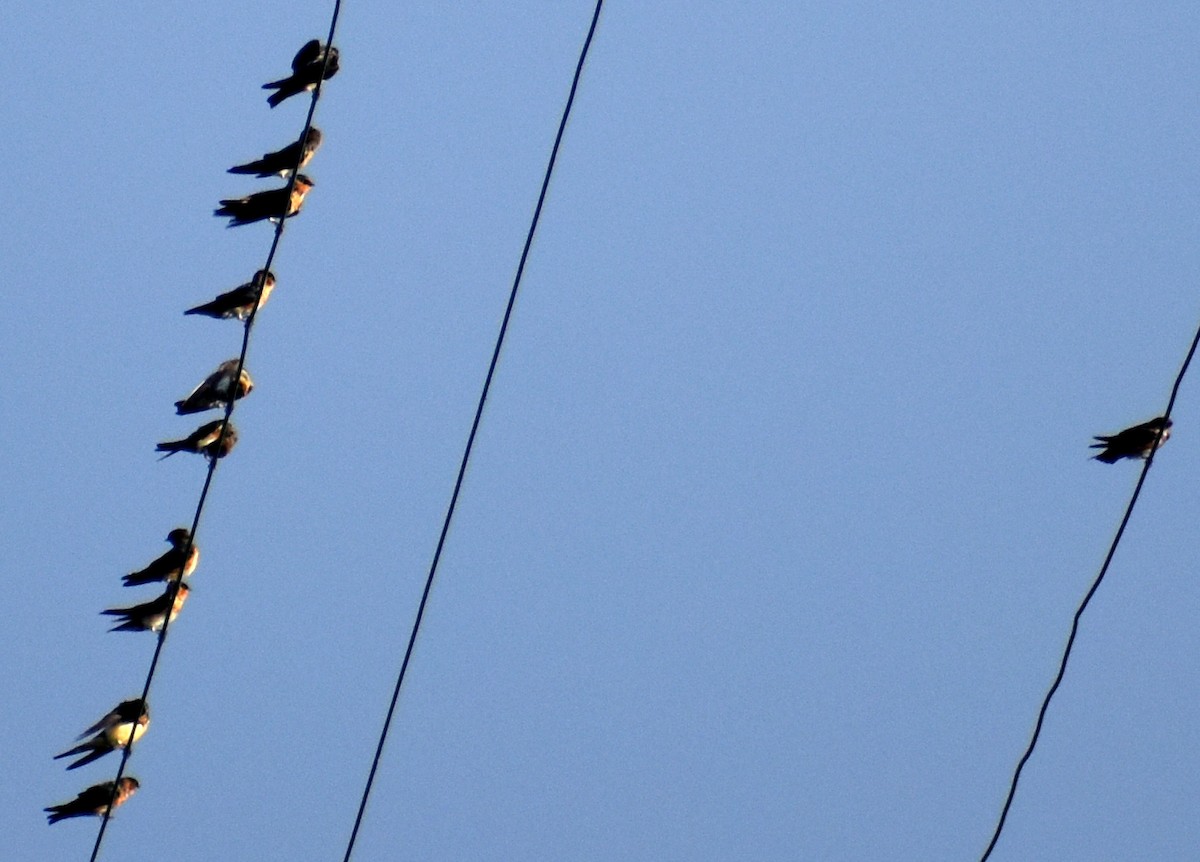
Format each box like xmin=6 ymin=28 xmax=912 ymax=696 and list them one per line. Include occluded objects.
xmin=185 ymin=271 xmax=275 ymax=321
xmin=215 ymin=175 xmax=313 ymax=227
xmin=54 ymin=699 xmax=149 ymax=770
xmin=156 ymin=419 xmax=238 ymax=460
xmin=228 ymin=127 xmax=323 ymax=178
xmin=123 ymin=528 xmax=198 ymax=587
xmin=174 ymin=359 xmax=254 ymax=415
xmin=263 ymin=40 xmax=340 ymax=108
xmin=102 ymin=582 xmax=190 ymax=632
xmin=1091 ymin=416 xmax=1172 ymax=463
xmin=45 ymin=777 xmax=139 ymax=824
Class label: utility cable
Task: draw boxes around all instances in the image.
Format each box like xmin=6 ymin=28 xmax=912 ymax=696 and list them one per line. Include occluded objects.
xmin=86 ymin=7 xmax=343 ymax=859
xmin=979 ymin=318 xmax=1200 ymax=860
xmin=338 ymin=3 xmax=605 ymax=859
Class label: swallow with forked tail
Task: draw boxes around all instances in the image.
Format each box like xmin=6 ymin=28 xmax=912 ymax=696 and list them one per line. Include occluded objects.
xmin=102 ymin=583 xmax=190 ymax=632
xmin=175 ymin=360 xmax=253 ymax=415
xmin=215 ymin=175 xmax=313 ymax=227
xmin=156 ymin=419 xmax=238 ymax=460
xmin=229 ymin=127 xmax=323 ymax=178
xmin=263 ymin=40 xmax=339 ymax=108
xmin=185 ymin=271 xmax=275 ymax=321
xmin=1091 ymin=416 xmax=1172 ymax=463
xmin=54 ymin=699 xmax=149 ymax=770
xmin=45 ymin=777 xmax=139 ymax=824
xmin=123 ymin=529 xmax=197 ymax=587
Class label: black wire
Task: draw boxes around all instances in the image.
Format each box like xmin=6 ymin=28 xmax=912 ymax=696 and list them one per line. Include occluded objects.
xmin=85 ymin=9 xmax=343 ymax=859
xmin=978 ymin=321 xmax=1200 ymax=860
xmin=338 ymin=4 xmax=605 ymax=860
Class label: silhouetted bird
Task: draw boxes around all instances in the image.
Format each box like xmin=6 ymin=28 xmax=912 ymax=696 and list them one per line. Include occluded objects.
xmin=102 ymin=583 xmax=190 ymax=633
xmin=263 ymin=40 xmax=339 ymax=108
xmin=45 ymin=777 xmax=139 ymax=824
xmin=228 ymin=127 xmax=323 ymax=178
xmin=1091 ymin=416 xmax=1172 ymax=463
xmin=175 ymin=360 xmax=253 ymax=415
xmin=54 ymin=699 xmax=149 ymax=770
xmin=123 ymin=529 xmax=198 ymax=587
xmin=156 ymin=419 xmax=238 ymax=460
xmin=215 ymin=175 xmax=313 ymax=227
xmin=185 ymin=271 xmax=275 ymax=321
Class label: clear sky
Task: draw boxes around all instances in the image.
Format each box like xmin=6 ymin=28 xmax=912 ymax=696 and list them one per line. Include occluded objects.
xmin=6 ymin=2 xmax=1200 ymax=860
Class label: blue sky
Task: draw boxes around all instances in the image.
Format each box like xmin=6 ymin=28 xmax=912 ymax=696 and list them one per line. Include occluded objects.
xmin=7 ymin=3 xmax=1200 ymax=859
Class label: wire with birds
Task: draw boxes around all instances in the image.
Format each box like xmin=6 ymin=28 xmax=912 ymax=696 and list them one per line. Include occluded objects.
xmin=978 ymin=337 xmax=1199 ymax=859
xmin=50 ymin=8 xmax=345 ymax=861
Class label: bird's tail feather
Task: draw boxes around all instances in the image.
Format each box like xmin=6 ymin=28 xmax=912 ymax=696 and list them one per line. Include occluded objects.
xmin=53 ymin=743 xmax=89 ymax=761
xmin=64 ymin=748 xmax=107 ymax=771
xmin=266 ymin=87 xmax=296 ymax=108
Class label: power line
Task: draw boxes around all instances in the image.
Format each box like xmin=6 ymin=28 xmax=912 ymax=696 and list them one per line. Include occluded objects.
xmin=85 ymin=8 xmax=343 ymax=860
xmin=338 ymin=4 xmax=605 ymax=860
xmin=978 ymin=321 xmax=1200 ymax=860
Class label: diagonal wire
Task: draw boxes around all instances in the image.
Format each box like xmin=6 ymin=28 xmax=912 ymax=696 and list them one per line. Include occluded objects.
xmin=978 ymin=318 xmax=1200 ymax=861
xmin=338 ymin=3 xmax=605 ymax=860
xmin=85 ymin=7 xmax=343 ymax=860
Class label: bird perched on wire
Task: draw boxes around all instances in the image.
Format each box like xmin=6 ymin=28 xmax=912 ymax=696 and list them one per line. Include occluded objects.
xmin=263 ymin=40 xmax=339 ymax=108
xmin=185 ymin=270 xmax=276 ymax=321
xmin=215 ymin=175 xmax=313 ymax=227
xmin=45 ymin=777 xmax=139 ymax=824
xmin=156 ymin=419 xmax=238 ymax=460
xmin=54 ymin=699 xmax=149 ymax=771
xmin=102 ymin=583 xmax=190 ymax=633
xmin=174 ymin=359 xmax=253 ymax=415
xmin=228 ymin=127 xmax=323 ymax=179
xmin=123 ymin=529 xmax=198 ymax=587
xmin=1091 ymin=416 xmax=1172 ymax=463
